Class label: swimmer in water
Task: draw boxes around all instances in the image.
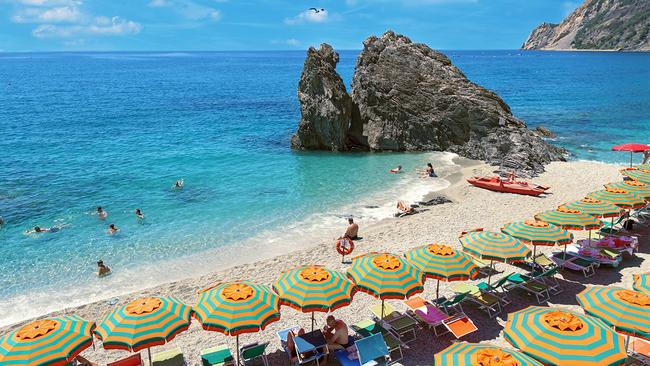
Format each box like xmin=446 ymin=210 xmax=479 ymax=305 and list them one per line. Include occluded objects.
xmin=107 ymin=223 xmax=119 ymax=235
xmin=97 ymin=260 xmax=112 ymax=277
xmin=0 ymin=216 xmax=5 ymax=227
xmin=389 ymin=165 xmax=402 ymax=174
xmin=96 ymin=206 xmax=107 ymax=220
xmin=135 ymin=208 xmax=145 ymax=220
xmin=174 ymin=179 xmax=184 ymax=189
xmin=24 ymin=223 xmax=69 ymax=235
xmin=419 ymin=163 xmax=437 ymax=178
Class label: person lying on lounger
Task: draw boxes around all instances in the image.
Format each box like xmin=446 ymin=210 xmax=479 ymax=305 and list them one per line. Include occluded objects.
xmin=286 ymin=328 xmax=307 ymax=363
xmin=397 ymin=200 xmax=415 ymax=214
xmin=323 ymin=315 xmax=349 ymax=352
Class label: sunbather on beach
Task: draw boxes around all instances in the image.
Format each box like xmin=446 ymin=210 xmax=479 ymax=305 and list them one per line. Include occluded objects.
xmin=324 ymin=315 xmax=349 ymax=351
xmin=97 ymin=260 xmax=111 ymax=277
xmin=389 ymin=165 xmax=402 ymax=174
xmin=397 ymin=200 xmax=415 ymax=214
xmin=96 ymin=206 xmax=107 ymax=220
xmin=342 ymin=218 xmax=359 ymax=240
xmin=107 ymin=223 xmax=119 ymax=235
xmin=135 ymin=208 xmax=145 ymax=220
xmin=286 ymin=328 xmax=306 ymax=363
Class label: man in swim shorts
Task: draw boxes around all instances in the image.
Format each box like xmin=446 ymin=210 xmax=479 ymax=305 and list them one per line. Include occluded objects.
xmin=97 ymin=260 xmax=111 ymax=277
xmin=343 ymin=218 xmax=359 ymax=240
xmin=324 ymin=315 xmax=349 ymax=351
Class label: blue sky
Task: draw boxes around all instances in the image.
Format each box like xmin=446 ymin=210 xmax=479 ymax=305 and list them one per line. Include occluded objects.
xmin=0 ymin=0 xmax=581 ymax=51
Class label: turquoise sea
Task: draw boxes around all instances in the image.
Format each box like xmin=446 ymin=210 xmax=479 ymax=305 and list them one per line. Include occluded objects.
xmin=0 ymin=50 xmax=648 ymax=325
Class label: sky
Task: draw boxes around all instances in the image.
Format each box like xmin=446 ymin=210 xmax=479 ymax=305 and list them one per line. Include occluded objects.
xmin=0 ymin=0 xmax=582 ymax=51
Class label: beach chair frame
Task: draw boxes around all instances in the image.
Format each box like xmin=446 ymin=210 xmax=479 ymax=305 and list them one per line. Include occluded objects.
xmin=240 ymin=342 xmax=269 ymax=366
xmin=504 ymin=273 xmax=550 ymax=304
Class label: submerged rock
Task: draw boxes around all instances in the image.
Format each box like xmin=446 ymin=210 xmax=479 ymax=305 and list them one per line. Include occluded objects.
xmin=290 ymin=44 xmax=352 ymax=151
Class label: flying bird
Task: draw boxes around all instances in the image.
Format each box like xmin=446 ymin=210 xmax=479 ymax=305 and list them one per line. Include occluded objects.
xmin=308 ymin=8 xmax=325 ymax=13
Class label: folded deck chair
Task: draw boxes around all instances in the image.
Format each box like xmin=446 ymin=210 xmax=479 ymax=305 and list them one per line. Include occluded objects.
xmin=351 ymin=319 xmax=402 ymax=364
xmin=107 ymin=354 xmax=143 ymax=366
xmin=504 ymin=273 xmax=550 ymax=304
xmin=452 ymin=283 xmax=501 ymax=318
xmin=201 ymin=346 xmax=234 ymax=366
xmin=369 ymin=303 xmax=417 ymax=344
xmin=152 ymin=348 xmax=184 ymax=366
xmin=240 ymin=342 xmax=269 ymax=366
xmin=475 ymin=276 xmax=512 ymax=306
xmin=551 ymin=252 xmax=598 ymax=277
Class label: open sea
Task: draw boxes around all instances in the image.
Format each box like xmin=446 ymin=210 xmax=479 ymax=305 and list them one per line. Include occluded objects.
xmin=0 ymin=50 xmax=649 ymax=325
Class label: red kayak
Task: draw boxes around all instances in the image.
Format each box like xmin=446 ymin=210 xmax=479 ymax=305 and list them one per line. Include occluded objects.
xmin=467 ymin=176 xmax=549 ymax=196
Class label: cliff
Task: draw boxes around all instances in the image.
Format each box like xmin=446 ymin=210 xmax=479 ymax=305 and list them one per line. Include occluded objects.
xmin=291 ymin=31 xmax=566 ymax=176
xmin=522 ymin=0 xmax=650 ymax=51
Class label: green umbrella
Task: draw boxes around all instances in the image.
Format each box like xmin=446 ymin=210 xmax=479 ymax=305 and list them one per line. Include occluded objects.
xmin=587 ymin=188 xmax=646 ymax=210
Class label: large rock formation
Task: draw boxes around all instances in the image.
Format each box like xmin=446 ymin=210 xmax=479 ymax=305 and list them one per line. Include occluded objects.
xmin=522 ymin=0 xmax=650 ymax=51
xmin=291 ymin=31 xmax=566 ymax=176
xmin=291 ymin=44 xmax=352 ymax=151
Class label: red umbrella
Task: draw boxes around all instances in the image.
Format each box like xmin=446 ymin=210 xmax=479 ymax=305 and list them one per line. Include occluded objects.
xmin=612 ymin=143 xmax=650 ymax=167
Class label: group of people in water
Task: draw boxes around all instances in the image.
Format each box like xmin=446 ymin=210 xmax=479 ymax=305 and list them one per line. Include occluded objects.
xmin=389 ymin=162 xmax=437 ymax=178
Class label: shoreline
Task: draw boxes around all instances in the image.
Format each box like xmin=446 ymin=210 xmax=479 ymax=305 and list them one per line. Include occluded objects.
xmin=2 ymin=158 xmax=648 ymax=366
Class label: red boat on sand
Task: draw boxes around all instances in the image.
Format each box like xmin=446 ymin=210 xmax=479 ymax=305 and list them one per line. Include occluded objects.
xmin=467 ymin=176 xmax=549 ymax=196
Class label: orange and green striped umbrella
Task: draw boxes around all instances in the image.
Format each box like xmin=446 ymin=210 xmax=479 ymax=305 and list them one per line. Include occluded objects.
xmin=605 ymin=181 xmax=650 ymax=201
xmin=504 ymin=306 xmax=627 ymax=366
xmin=459 ymin=231 xmax=531 ymax=263
xmin=621 ymin=168 xmax=650 ymax=184
xmin=347 ymin=252 xmax=424 ymax=300
xmin=194 ymin=281 xmax=280 ymax=336
xmin=273 ymin=266 xmax=356 ymax=313
xmin=501 ymin=220 xmax=573 ymax=246
xmin=94 ymin=296 xmax=191 ymax=352
xmin=534 ymin=206 xmax=602 ymax=231
xmin=561 ymin=197 xmax=625 ymax=218
xmin=404 ymin=243 xmax=479 ymax=298
xmin=587 ymin=188 xmax=646 ymax=209
xmin=634 ymin=274 xmax=650 ymax=295
xmin=577 ymin=286 xmax=650 ymax=340
xmin=434 ymin=342 xmax=543 ymax=366
xmin=0 ymin=316 xmax=95 ymax=366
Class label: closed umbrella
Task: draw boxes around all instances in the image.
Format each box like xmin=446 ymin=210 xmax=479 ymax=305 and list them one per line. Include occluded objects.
xmin=194 ymin=281 xmax=280 ymax=365
xmin=404 ymin=243 xmax=479 ymax=298
xmin=273 ymin=266 xmax=355 ymax=331
xmin=504 ymin=306 xmax=627 ymax=366
xmin=347 ymin=252 xmax=424 ymax=318
xmin=94 ymin=296 xmax=191 ymax=366
xmin=0 ymin=316 xmax=95 ymax=366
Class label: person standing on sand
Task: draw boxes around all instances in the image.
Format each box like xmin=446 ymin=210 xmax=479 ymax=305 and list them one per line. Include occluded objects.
xmin=343 ymin=218 xmax=359 ymax=240
xmin=643 ymin=150 xmax=649 ymax=164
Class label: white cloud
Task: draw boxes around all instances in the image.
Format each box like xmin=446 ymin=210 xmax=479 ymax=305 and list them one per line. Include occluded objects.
xmin=15 ymin=0 xmax=80 ymax=6
xmin=148 ymin=0 xmax=171 ymax=7
xmin=33 ymin=16 xmax=142 ymax=38
xmin=271 ymin=38 xmax=301 ymax=47
xmin=285 ymin=9 xmax=329 ymax=25
xmin=12 ymin=6 xmax=82 ymax=23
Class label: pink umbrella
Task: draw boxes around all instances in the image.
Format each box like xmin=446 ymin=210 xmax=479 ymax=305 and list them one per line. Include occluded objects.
xmin=612 ymin=143 xmax=650 ymax=167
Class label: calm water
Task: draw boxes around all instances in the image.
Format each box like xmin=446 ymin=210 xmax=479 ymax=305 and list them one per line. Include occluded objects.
xmin=0 ymin=50 xmax=648 ymax=325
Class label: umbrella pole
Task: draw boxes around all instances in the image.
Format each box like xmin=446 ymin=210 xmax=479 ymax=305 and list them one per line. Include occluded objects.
xmin=630 ymin=151 xmax=633 ymax=168
xmin=487 ymin=260 xmax=494 ymax=286
xmin=148 ymin=348 xmax=152 ymax=366
xmin=236 ymin=334 xmax=240 ymax=366
xmin=532 ymin=245 xmax=537 ymax=268
xmin=436 ymin=280 xmax=440 ymax=300
xmin=381 ymin=299 xmax=385 ymax=319
xmin=311 ymin=312 xmax=315 ymax=332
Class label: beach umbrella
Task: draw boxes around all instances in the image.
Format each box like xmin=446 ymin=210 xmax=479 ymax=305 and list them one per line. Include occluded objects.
xmin=535 ymin=206 xmax=603 ymax=247
xmin=561 ymin=197 xmax=625 ymax=218
xmin=612 ymin=143 xmax=650 ymax=167
xmin=587 ymin=188 xmax=646 ymax=210
xmin=0 ymin=315 xmax=95 ymax=366
xmin=459 ymin=230 xmax=531 ymax=285
xmin=621 ymin=168 xmax=650 ymax=184
xmin=501 ymin=220 xmax=573 ymax=266
xmin=194 ymin=281 xmax=280 ymax=365
xmin=94 ymin=296 xmax=191 ymax=366
xmin=634 ymin=274 xmax=650 ymax=295
xmin=605 ymin=181 xmax=650 ymax=201
xmin=404 ymin=243 xmax=479 ymax=298
xmin=504 ymin=306 xmax=627 ymax=366
xmin=434 ymin=342 xmax=543 ymax=366
xmin=577 ymin=286 xmax=650 ymax=341
xmin=347 ymin=252 xmax=424 ymax=318
xmin=273 ymin=265 xmax=355 ymax=331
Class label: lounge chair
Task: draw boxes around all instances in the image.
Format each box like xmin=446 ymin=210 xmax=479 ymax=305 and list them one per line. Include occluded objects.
xmin=350 ymin=319 xmax=402 ymax=364
xmin=335 ymin=333 xmax=390 ymax=366
xmin=107 ymin=354 xmax=143 ymax=366
xmin=434 ymin=293 xmax=467 ymax=315
xmin=551 ymin=252 xmax=599 ymax=277
xmin=451 ymin=283 xmax=501 ymax=318
xmin=276 ymin=327 xmax=300 ymax=366
xmin=531 ymin=266 xmax=563 ymax=295
xmin=405 ymin=296 xmax=451 ymax=337
xmin=201 ymin=346 xmax=234 ymax=366
xmin=600 ymin=215 xmax=629 ymax=236
xmin=504 ymin=273 xmax=550 ymax=304
xmin=628 ymin=337 xmax=650 ymax=366
xmin=152 ymin=348 xmax=184 ymax=366
xmin=469 ymin=256 xmax=495 ymax=277
xmin=475 ymin=276 xmax=512 ymax=306
xmin=526 ymin=253 xmax=558 ymax=272
xmin=240 ymin=342 xmax=269 ymax=366
xmin=369 ymin=303 xmax=418 ymax=344
xmin=568 ymin=243 xmax=622 ymax=267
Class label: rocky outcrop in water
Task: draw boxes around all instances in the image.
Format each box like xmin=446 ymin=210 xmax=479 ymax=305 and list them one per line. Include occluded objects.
xmin=290 ymin=44 xmax=352 ymax=151
xmin=291 ymin=31 xmax=566 ymax=176
xmin=522 ymin=0 xmax=650 ymax=51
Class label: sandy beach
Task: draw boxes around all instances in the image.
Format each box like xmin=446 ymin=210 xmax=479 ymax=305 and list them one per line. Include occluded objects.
xmin=3 ymin=158 xmax=648 ymax=366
